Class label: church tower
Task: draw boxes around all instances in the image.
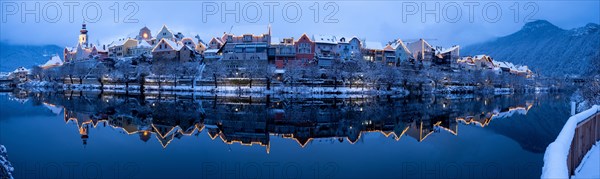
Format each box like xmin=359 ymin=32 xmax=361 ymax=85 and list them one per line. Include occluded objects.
xmin=79 ymin=23 xmax=88 ymax=47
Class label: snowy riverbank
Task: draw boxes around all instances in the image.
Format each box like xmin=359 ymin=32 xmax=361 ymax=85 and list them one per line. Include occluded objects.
xmin=19 ymin=80 xmax=410 ymax=96
xmin=0 ymin=145 xmax=14 ymax=179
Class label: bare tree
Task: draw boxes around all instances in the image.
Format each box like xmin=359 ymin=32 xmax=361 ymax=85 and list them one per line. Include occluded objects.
xmin=283 ymin=60 xmax=303 ymax=91
xmin=203 ymin=60 xmax=227 ymax=89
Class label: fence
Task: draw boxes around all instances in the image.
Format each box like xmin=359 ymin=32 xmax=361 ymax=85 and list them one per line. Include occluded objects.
xmin=542 ymin=105 xmax=600 ymax=178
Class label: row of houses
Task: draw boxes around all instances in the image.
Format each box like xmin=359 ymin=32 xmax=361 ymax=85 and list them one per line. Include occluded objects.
xmin=455 ymin=55 xmax=533 ymax=77
xmin=64 ymin=24 xmax=205 ymax=63
xmin=60 ymin=24 xmax=531 ymax=78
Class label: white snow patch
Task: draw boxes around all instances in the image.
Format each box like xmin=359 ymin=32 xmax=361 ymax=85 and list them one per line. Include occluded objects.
xmin=573 ymin=141 xmax=600 ymax=179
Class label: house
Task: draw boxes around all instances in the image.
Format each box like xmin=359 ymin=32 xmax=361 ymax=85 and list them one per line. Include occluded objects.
xmin=434 ymin=45 xmax=460 ymax=68
xmin=456 ymin=55 xmax=495 ymax=71
xmin=180 ymin=37 xmax=196 ymax=51
xmin=473 ymin=55 xmax=495 ymax=70
xmin=156 ymin=25 xmax=175 ymax=41
xmin=269 ymin=37 xmax=296 ymax=69
xmin=195 ymin=39 xmax=207 ymax=54
xmin=219 ymin=25 xmax=271 ymax=76
xmin=313 ymin=35 xmax=337 ymax=67
xmin=362 ymin=41 xmax=383 ymax=62
xmin=203 ymin=49 xmax=222 ymax=63
xmin=406 ymin=39 xmax=436 ymax=66
xmin=383 ymin=44 xmax=397 ymax=66
xmin=130 ymin=40 xmax=153 ymax=57
xmin=151 ymin=38 xmax=196 ymax=63
xmin=392 ymin=39 xmax=413 ymax=64
xmin=295 ymin=33 xmax=315 ymax=65
xmin=108 ymin=38 xmax=138 ymax=58
xmin=208 ymin=37 xmax=224 ymax=49
xmin=361 ymin=41 xmax=396 ymax=66
xmin=337 ymin=37 xmax=362 ymax=61
xmin=493 ymin=60 xmax=533 ymax=77
xmin=456 ymin=57 xmax=477 ymax=71
xmin=10 ymin=67 xmax=30 ymax=82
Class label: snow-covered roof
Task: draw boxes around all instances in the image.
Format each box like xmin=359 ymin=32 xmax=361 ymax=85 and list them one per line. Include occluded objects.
xmin=204 ymin=49 xmax=219 ymax=53
xmin=137 ymin=40 xmax=152 ymax=48
xmin=313 ymin=35 xmax=337 ymax=44
xmin=211 ymin=37 xmax=223 ymax=44
xmin=13 ymin=67 xmax=29 ymax=73
xmin=474 ymin=54 xmax=488 ymax=59
xmin=364 ymin=41 xmax=383 ymax=50
xmin=40 ymin=55 xmax=63 ymax=68
xmin=440 ymin=45 xmax=460 ymax=54
xmin=164 ymin=39 xmax=183 ymax=51
xmin=43 ymin=103 xmax=63 ymax=115
xmin=383 ymin=44 xmax=395 ymax=51
xmin=151 ymin=39 xmax=184 ymax=52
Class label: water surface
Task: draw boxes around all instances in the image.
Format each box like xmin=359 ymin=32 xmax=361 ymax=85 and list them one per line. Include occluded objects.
xmin=0 ymin=91 xmax=571 ymax=179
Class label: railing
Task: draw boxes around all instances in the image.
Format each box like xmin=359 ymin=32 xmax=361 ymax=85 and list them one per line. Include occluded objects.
xmin=542 ymin=105 xmax=600 ymax=178
xmin=568 ymin=109 xmax=600 ymax=176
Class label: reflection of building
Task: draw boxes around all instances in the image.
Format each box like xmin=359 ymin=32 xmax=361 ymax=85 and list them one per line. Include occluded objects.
xmin=49 ymin=93 xmax=533 ymax=152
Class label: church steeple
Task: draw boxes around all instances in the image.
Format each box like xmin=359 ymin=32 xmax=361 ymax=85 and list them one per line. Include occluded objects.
xmin=79 ymin=23 xmax=89 ymax=48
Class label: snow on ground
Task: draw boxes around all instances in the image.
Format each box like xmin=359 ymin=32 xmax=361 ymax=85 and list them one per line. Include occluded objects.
xmin=573 ymin=141 xmax=600 ymax=179
xmin=0 ymin=145 xmax=14 ymax=179
xmin=542 ymin=105 xmax=600 ymax=179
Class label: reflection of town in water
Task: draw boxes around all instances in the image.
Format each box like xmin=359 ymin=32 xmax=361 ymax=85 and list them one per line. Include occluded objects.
xmin=27 ymin=91 xmax=534 ymax=153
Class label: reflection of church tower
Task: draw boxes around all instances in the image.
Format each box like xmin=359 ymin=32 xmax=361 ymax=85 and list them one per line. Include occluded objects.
xmin=80 ymin=125 xmax=89 ymax=147
xmin=79 ymin=23 xmax=89 ymax=48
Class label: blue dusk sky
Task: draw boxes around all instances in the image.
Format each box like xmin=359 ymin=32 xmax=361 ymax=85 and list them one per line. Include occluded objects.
xmin=0 ymin=0 xmax=599 ymax=47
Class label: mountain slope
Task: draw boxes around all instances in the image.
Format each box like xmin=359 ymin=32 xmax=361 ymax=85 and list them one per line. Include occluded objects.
xmin=462 ymin=20 xmax=600 ymax=77
xmin=0 ymin=42 xmax=63 ymax=72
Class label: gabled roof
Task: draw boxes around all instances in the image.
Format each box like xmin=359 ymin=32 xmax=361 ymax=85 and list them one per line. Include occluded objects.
xmin=41 ymin=55 xmax=63 ymax=68
xmin=209 ymin=37 xmax=223 ymax=45
xmin=392 ymin=39 xmax=412 ymax=54
xmin=406 ymin=39 xmax=434 ymax=52
xmin=439 ymin=45 xmax=460 ymax=54
xmin=137 ymin=40 xmax=152 ymax=48
xmin=13 ymin=67 xmax=29 ymax=73
xmin=383 ymin=44 xmax=395 ymax=51
xmin=152 ymin=38 xmax=183 ymax=52
xmin=297 ymin=33 xmax=313 ymax=42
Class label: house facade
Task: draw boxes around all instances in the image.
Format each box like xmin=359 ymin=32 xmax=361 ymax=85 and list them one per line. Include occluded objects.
xmin=219 ymin=27 xmax=271 ymax=76
xmin=151 ymin=38 xmax=196 ymax=63
xmin=295 ymin=34 xmax=315 ymax=65
xmin=108 ymin=38 xmax=138 ymax=58
xmin=313 ymin=35 xmax=337 ymax=67
xmin=392 ymin=39 xmax=413 ymax=64
xmin=270 ymin=38 xmax=296 ymax=69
